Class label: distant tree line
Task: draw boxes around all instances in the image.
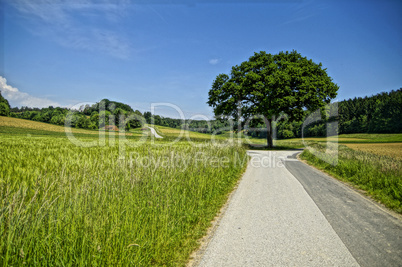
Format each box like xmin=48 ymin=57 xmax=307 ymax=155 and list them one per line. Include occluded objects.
xmin=3 ymin=97 xmax=230 ymax=133
xmin=142 ymin=112 xmax=231 ymax=134
xmin=7 ymin=99 xmax=144 ymax=131
xmin=245 ymin=88 xmax=402 ymax=139
xmin=338 ymin=89 xmax=402 ymax=133
xmin=1 ymin=89 xmax=401 ymax=137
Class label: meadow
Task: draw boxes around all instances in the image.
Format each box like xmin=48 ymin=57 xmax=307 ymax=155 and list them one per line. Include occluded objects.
xmin=0 ymin=118 xmax=247 ymax=266
xmin=344 ymin=143 xmax=402 ymax=159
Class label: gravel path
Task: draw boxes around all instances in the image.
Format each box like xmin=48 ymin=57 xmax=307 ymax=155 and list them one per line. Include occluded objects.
xmin=147 ymin=126 xmax=163 ymax=138
xmin=285 ymin=156 xmax=402 ymax=267
xmin=197 ymin=150 xmax=359 ymax=267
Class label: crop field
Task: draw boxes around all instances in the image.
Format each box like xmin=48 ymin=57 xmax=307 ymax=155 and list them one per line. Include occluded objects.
xmin=155 ymin=126 xmax=228 ymax=142
xmin=0 ymin=116 xmax=99 ymax=135
xmin=337 ymin=133 xmax=402 ymax=143
xmin=345 ymin=143 xmax=402 ymax=159
xmin=0 ymin=118 xmax=247 ymax=266
xmin=0 ymin=116 xmax=147 ymax=138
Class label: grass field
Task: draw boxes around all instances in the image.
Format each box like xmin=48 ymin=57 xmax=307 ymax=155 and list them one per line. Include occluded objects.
xmin=0 ymin=117 xmax=247 ymax=266
xmin=0 ymin=116 xmax=99 ymax=135
xmin=337 ymin=133 xmax=402 ymax=143
xmin=152 ymin=125 xmax=225 ymax=142
xmin=0 ymin=116 xmax=147 ymax=138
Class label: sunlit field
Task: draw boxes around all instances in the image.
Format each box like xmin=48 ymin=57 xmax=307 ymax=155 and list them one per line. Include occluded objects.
xmin=345 ymin=143 xmax=402 ymax=159
xmin=0 ymin=116 xmax=99 ymax=135
xmin=153 ymin=125 xmax=225 ymax=142
xmin=0 ymin=117 xmax=247 ymax=266
xmin=337 ymin=133 xmax=402 ymax=143
xmin=0 ymin=116 xmax=146 ymax=138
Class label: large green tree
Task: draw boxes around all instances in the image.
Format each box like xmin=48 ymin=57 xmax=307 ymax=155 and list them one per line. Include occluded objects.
xmin=207 ymin=50 xmax=339 ymax=147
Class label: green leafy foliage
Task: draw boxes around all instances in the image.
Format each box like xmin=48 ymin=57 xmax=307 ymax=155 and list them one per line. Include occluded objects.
xmin=207 ymin=50 xmax=339 ymax=147
xmin=339 ymin=89 xmax=402 ymax=134
xmin=0 ymin=91 xmax=11 ymax=116
xmin=83 ymin=98 xmax=134 ymax=115
xmin=245 ymin=89 xmax=402 ymax=139
xmin=9 ymin=100 xmax=145 ymax=131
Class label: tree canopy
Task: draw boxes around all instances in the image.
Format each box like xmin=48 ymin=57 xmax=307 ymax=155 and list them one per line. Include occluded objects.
xmin=207 ymin=50 xmax=339 ymax=147
xmin=0 ymin=91 xmax=11 ymax=116
xmin=83 ymin=99 xmax=134 ymax=115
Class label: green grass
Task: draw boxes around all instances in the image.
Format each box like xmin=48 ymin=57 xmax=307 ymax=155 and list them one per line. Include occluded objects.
xmin=300 ymin=143 xmax=402 ymax=213
xmin=336 ymin=133 xmax=402 ymax=143
xmin=0 ymin=123 xmax=248 ymax=265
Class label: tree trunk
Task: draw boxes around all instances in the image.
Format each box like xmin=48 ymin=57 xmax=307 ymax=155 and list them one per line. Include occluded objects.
xmin=263 ymin=116 xmax=273 ymax=148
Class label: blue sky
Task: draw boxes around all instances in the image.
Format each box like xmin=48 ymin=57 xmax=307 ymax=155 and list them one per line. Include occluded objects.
xmin=1 ymin=0 xmax=401 ymax=118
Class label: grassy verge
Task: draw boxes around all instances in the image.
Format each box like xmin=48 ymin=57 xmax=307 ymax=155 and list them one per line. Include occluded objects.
xmin=0 ymin=130 xmax=247 ymax=265
xmin=300 ymin=143 xmax=402 ymax=214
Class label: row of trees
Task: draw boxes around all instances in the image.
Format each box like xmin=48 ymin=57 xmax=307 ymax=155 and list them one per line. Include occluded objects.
xmin=7 ymin=99 xmax=144 ymax=131
xmin=2 ymin=89 xmax=401 ymax=137
xmin=339 ymin=89 xmax=402 ymax=133
xmin=3 ymin=97 xmax=230 ymax=133
xmin=244 ymin=88 xmax=402 ymax=139
xmin=142 ymin=112 xmax=231 ymax=134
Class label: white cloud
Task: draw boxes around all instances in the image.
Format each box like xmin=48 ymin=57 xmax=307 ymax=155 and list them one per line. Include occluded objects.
xmin=0 ymin=76 xmax=60 ymax=108
xmin=209 ymin=58 xmax=220 ymax=65
xmin=9 ymin=0 xmax=132 ymax=59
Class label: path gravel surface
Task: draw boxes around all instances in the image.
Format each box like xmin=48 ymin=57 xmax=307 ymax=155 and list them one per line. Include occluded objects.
xmin=147 ymin=126 xmax=163 ymax=138
xmin=285 ymin=157 xmax=402 ymax=267
xmin=197 ymin=150 xmax=360 ymax=266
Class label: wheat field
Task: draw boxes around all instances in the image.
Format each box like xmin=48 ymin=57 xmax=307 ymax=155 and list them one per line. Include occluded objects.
xmin=345 ymin=143 xmax=402 ymax=159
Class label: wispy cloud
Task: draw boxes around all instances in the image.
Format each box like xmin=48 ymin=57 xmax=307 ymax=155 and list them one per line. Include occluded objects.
xmin=281 ymin=0 xmax=329 ymax=25
xmin=209 ymin=58 xmax=220 ymax=65
xmin=9 ymin=0 xmax=132 ymax=59
xmin=0 ymin=76 xmax=60 ymax=108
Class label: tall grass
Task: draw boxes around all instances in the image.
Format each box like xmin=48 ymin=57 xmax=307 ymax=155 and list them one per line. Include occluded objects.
xmin=300 ymin=143 xmax=402 ymax=213
xmin=0 ymin=134 xmax=247 ymax=266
